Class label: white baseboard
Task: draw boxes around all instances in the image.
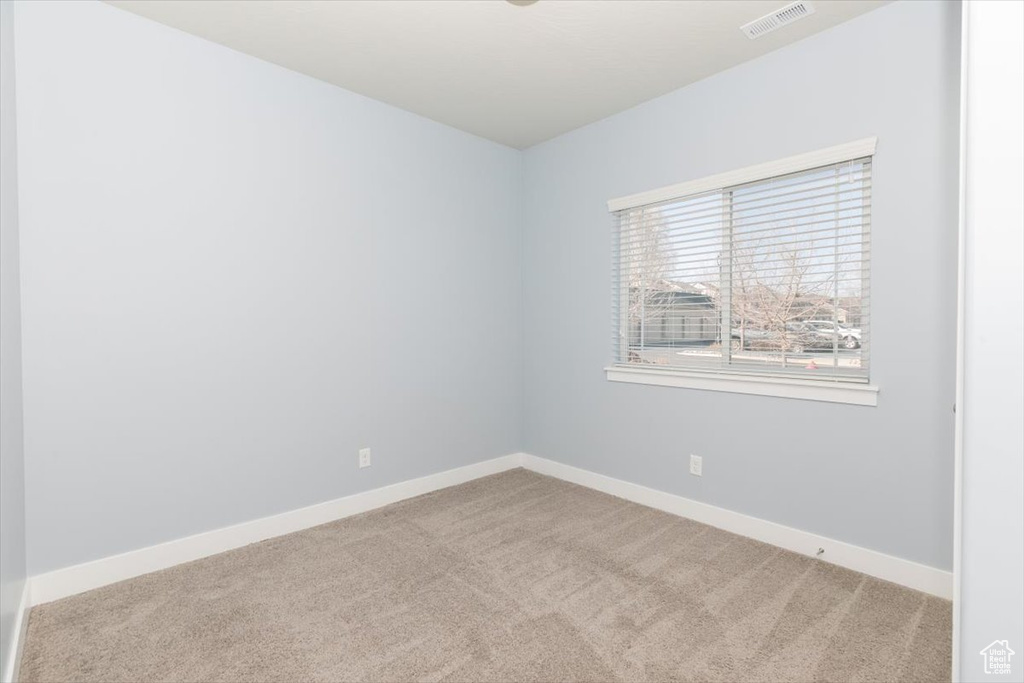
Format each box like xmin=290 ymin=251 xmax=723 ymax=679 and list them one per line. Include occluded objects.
xmin=29 ymin=453 xmax=525 ymax=606
xmin=27 ymin=450 xmax=951 ymax=608
xmin=1 ymin=580 xmax=30 ymax=683
xmin=519 ymin=454 xmax=952 ymax=599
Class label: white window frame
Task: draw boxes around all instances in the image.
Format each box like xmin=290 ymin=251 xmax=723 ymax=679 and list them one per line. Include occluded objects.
xmin=605 ymin=138 xmax=880 ymax=406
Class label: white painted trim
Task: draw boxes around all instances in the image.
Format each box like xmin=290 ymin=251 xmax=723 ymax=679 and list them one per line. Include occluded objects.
xmin=607 ymin=137 xmax=878 ymax=212
xmin=605 ymin=366 xmax=879 ymax=406
xmin=29 ymin=453 xmax=525 ymax=606
xmin=1 ymin=580 xmax=30 ymax=683
xmin=951 ymin=3 xmax=970 ymax=680
xmin=26 ymin=449 xmax=949 ymax=613
xmin=520 ymin=454 xmax=952 ymax=599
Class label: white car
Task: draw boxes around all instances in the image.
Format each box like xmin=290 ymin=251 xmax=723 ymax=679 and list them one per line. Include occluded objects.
xmin=803 ymin=320 xmax=861 ymax=349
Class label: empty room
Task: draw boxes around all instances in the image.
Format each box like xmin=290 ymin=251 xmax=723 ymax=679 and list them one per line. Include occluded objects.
xmin=0 ymin=0 xmax=1021 ymax=682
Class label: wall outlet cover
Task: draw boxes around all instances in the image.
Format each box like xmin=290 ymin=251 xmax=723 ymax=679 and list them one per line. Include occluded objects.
xmin=359 ymin=448 xmax=372 ymax=468
xmin=689 ymin=454 xmax=703 ymax=477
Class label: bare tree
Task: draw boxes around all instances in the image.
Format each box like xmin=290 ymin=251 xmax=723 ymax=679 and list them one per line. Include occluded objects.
xmin=730 ymin=237 xmax=836 ymax=361
xmin=622 ymin=208 xmax=674 ymax=358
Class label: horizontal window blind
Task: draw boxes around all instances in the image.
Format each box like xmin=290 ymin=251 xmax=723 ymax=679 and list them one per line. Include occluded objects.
xmin=611 ymin=156 xmax=871 ymax=382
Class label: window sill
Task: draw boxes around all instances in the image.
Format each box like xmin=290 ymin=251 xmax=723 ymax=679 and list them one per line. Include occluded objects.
xmin=605 ymin=366 xmax=879 ymax=406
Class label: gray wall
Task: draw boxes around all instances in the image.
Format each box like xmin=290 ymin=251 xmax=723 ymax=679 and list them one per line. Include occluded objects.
xmin=14 ymin=0 xmax=522 ymax=575
xmin=522 ymin=0 xmax=961 ymax=570
xmin=0 ymin=0 xmax=28 ymax=676
xmin=959 ymin=0 xmax=1024 ymax=678
xmin=10 ymin=0 xmax=962 ymax=582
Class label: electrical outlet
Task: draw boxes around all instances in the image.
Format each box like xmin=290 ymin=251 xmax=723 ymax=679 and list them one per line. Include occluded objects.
xmin=689 ymin=454 xmax=703 ymax=477
xmin=359 ymin=447 xmax=371 ymax=469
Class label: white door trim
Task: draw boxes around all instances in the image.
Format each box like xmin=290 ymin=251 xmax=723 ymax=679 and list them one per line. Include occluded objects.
xmin=951 ymin=1 xmax=971 ymax=679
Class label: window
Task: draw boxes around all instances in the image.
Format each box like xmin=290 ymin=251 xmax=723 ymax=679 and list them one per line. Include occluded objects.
xmin=607 ymin=139 xmax=878 ymax=405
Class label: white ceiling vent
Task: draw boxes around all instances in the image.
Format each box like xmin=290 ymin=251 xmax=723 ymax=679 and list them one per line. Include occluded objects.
xmin=740 ymin=1 xmax=816 ymax=40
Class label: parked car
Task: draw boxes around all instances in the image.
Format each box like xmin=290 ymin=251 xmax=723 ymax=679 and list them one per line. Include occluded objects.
xmin=730 ymin=321 xmax=860 ymax=353
xmin=730 ymin=324 xmax=813 ymax=353
xmin=802 ymin=320 xmax=862 ymax=349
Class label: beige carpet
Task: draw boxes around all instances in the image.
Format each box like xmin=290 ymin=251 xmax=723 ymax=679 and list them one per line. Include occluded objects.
xmin=20 ymin=468 xmax=951 ymax=682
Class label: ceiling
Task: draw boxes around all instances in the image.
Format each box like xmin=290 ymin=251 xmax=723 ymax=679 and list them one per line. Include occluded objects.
xmin=105 ymin=0 xmax=888 ymax=149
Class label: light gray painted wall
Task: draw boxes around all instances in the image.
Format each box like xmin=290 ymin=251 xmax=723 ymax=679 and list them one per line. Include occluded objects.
xmin=522 ymin=0 xmax=961 ymax=570
xmin=11 ymin=0 xmax=962 ymax=583
xmin=959 ymin=1 xmax=1024 ymax=679
xmin=14 ymin=0 xmax=522 ymax=575
xmin=0 ymin=0 xmax=28 ymax=676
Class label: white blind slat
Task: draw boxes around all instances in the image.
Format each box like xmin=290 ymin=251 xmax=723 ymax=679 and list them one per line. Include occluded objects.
xmin=611 ymin=154 xmax=872 ymax=382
